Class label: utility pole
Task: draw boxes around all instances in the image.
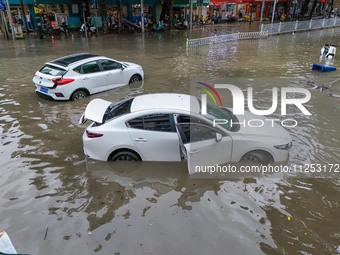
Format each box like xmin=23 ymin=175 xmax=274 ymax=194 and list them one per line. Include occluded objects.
xmin=5 ymin=0 xmax=15 ymax=40
xmin=83 ymin=11 xmax=87 ymax=39
xmin=249 ymin=0 xmax=254 ymax=24
xmin=19 ymin=0 xmax=28 ymax=35
xmin=0 ymin=0 xmax=10 ymax=39
xmin=271 ymin=0 xmax=277 ymax=23
xmin=141 ymin=0 xmax=144 ymax=33
xmin=190 ymin=0 xmax=193 ymax=29
xmin=259 ymin=0 xmax=265 ymax=29
xmin=0 ymin=9 xmax=10 ymax=39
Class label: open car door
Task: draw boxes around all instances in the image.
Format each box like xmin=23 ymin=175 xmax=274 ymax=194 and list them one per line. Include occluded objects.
xmin=176 ymin=122 xmax=233 ymax=175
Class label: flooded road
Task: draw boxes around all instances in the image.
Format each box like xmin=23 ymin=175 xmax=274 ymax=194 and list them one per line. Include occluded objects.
xmin=1 ymin=25 xmax=340 ymax=254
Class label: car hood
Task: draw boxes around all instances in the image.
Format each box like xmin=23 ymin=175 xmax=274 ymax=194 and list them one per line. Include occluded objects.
xmin=235 ymin=111 xmax=292 ymax=143
xmin=79 ymin=98 xmax=111 ymax=125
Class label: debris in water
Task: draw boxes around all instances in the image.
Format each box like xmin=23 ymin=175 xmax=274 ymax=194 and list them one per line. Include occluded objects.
xmin=44 ymin=227 xmax=48 ymax=240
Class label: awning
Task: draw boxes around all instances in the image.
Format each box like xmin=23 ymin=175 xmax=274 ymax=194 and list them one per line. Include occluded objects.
xmin=211 ymin=0 xmax=287 ymax=4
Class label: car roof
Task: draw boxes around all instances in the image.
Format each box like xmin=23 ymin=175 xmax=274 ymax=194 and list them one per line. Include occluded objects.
xmin=130 ymin=93 xmax=201 ymax=113
xmin=50 ymin=53 xmax=99 ymax=67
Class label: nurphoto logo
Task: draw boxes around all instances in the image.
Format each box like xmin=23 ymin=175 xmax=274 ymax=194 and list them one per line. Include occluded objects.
xmin=197 ymin=82 xmax=311 ymax=128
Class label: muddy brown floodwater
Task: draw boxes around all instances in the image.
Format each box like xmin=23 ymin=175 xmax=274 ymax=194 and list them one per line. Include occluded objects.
xmin=0 ymin=24 xmax=340 ymax=254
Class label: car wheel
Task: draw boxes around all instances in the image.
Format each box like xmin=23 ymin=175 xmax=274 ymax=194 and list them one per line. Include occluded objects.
xmin=129 ymin=75 xmax=142 ymax=84
xmin=241 ymin=151 xmax=270 ymax=164
xmin=71 ymin=90 xmax=87 ymax=101
xmin=109 ymin=151 xmax=140 ymax=162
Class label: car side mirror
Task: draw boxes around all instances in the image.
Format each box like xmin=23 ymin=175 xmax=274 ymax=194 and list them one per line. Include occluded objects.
xmin=215 ymin=133 xmax=222 ymax=142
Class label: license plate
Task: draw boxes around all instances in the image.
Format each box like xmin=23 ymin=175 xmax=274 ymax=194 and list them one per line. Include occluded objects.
xmin=40 ymin=86 xmax=48 ymax=93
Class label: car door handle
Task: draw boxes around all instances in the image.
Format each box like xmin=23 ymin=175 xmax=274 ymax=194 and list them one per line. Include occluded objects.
xmin=135 ymin=138 xmax=147 ymax=142
xmin=82 ymin=77 xmax=89 ymax=80
xmin=189 ymin=150 xmax=200 ymax=154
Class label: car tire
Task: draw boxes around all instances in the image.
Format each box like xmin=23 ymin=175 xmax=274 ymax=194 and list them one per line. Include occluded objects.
xmin=129 ymin=75 xmax=142 ymax=84
xmin=241 ymin=151 xmax=271 ymax=164
xmin=109 ymin=151 xmax=140 ymax=162
xmin=71 ymin=90 xmax=87 ymax=101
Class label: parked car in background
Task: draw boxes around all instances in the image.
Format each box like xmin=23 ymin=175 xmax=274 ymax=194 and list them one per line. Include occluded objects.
xmin=79 ymin=93 xmax=292 ymax=173
xmin=33 ymin=53 xmax=144 ymax=101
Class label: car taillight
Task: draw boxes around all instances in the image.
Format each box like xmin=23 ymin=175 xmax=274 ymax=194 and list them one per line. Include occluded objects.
xmin=52 ymin=78 xmax=75 ymax=86
xmin=86 ymin=130 xmax=103 ymax=138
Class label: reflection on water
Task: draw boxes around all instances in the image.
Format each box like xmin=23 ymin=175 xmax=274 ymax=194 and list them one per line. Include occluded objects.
xmin=0 ymin=26 xmax=340 ymax=254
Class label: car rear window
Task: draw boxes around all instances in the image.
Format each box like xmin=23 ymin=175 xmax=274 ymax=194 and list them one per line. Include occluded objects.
xmin=39 ymin=64 xmax=67 ymax=76
xmin=51 ymin=54 xmax=98 ymax=67
xmin=104 ymin=98 xmax=133 ymax=122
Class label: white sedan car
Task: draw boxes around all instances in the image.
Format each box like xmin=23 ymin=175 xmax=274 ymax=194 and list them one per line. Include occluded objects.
xmin=33 ymin=53 xmax=144 ymax=101
xmin=79 ymin=93 xmax=292 ymax=173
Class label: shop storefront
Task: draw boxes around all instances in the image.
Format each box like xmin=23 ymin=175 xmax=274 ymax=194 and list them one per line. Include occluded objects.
xmin=210 ymin=0 xmax=288 ymax=20
xmin=5 ymin=0 xmax=82 ymax=32
xmin=173 ymin=0 xmax=210 ymax=22
xmin=242 ymin=0 xmax=288 ymax=20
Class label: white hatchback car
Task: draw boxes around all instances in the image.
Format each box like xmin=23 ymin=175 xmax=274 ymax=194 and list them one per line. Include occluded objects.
xmin=79 ymin=93 xmax=292 ymax=172
xmin=33 ymin=53 xmax=144 ymax=101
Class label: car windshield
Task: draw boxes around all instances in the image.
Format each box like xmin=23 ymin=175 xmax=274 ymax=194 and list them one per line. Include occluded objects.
xmin=39 ymin=64 xmax=67 ymax=76
xmin=202 ymin=102 xmax=240 ymax=132
xmin=103 ymin=98 xmax=133 ymax=123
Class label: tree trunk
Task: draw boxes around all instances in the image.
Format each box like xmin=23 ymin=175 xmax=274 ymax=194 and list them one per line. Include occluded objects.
xmin=300 ymin=0 xmax=310 ymax=16
xmin=309 ymin=0 xmax=318 ymax=19
xmin=169 ymin=1 xmax=173 ymax=29
xmin=101 ymin=0 xmax=108 ymax=33
xmin=118 ymin=0 xmax=122 ymax=33
xmin=160 ymin=0 xmax=169 ymax=21
xmin=160 ymin=0 xmax=173 ymax=27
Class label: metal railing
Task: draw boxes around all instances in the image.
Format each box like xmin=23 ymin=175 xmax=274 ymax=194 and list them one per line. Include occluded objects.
xmin=237 ymin=31 xmax=268 ymax=39
xmin=186 ymin=18 xmax=340 ymax=49
xmin=261 ymin=17 xmax=340 ymax=35
xmin=186 ymin=31 xmax=268 ymax=48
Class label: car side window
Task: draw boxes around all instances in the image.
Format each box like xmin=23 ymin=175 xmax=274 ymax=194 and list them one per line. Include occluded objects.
xmin=176 ymin=114 xmax=224 ymax=143
xmin=82 ymin=61 xmax=101 ymax=74
xmin=177 ymin=115 xmax=208 ymax=125
xmin=73 ymin=65 xmax=81 ymax=73
xmin=100 ymin=60 xmax=122 ymax=71
xmin=128 ymin=118 xmax=143 ymax=129
xmin=177 ymin=123 xmax=219 ymax=144
xmin=127 ymin=114 xmax=174 ymax=132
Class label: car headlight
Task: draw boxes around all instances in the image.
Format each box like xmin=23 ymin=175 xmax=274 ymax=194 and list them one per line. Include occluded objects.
xmin=274 ymin=142 xmax=292 ymax=150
